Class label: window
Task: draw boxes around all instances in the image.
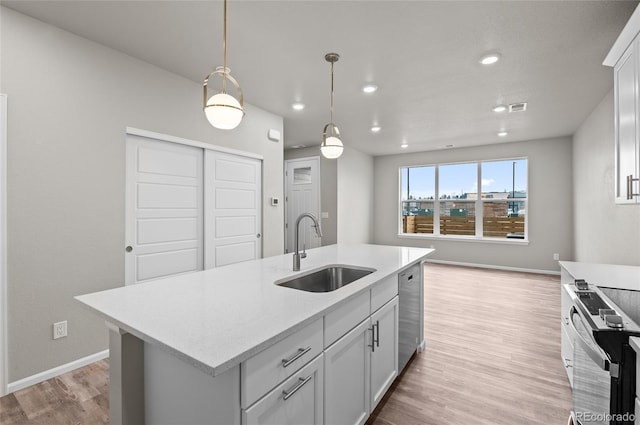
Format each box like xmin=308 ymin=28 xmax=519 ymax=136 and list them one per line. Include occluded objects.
xmin=400 ymin=159 xmax=527 ymax=240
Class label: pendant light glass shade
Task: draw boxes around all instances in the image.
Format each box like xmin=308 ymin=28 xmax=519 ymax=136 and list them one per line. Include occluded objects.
xmin=203 ymin=0 xmax=244 ymax=130
xmin=321 ymin=123 xmax=343 ymax=159
xmin=321 ymin=53 xmax=343 ymax=159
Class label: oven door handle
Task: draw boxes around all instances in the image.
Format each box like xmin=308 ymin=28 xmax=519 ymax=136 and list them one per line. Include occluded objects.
xmin=569 ymin=306 xmax=612 ymax=372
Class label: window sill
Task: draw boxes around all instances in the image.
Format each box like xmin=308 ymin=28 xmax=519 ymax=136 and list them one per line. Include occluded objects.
xmin=397 ymin=233 xmax=530 ymax=245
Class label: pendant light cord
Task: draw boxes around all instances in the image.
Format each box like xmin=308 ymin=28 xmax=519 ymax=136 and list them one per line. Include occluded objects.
xmin=330 ymin=60 xmax=334 ymax=129
xmin=222 ymin=0 xmax=228 ymax=92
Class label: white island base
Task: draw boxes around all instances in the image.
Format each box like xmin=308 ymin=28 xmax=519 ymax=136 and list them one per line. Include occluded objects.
xmin=77 ymin=244 xmax=434 ymax=425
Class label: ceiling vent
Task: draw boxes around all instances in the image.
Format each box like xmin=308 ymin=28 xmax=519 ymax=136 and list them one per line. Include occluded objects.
xmin=509 ymin=102 xmax=527 ymax=113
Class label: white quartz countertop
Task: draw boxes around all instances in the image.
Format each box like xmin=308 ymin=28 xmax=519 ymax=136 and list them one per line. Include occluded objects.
xmin=76 ymin=244 xmax=433 ymax=377
xmin=560 ymin=261 xmax=640 ymax=291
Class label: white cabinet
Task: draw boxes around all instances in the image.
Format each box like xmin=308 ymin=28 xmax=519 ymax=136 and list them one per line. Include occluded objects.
xmin=324 ymin=296 xmax=399 ymax=425
xmin=613 ymin=41 xmax=640 ymax=204
xmin=605 ymin=8 xmax=640 ymax=204
xmin=243 ymin=354 xmax=324 ymax=425
xmin=241 ymin=318 xmax=323 ymax=408
xmin=370 ymin=297 xmax=399 ymax=410
xmin=324 ymin=319 xmax=372 ymax=425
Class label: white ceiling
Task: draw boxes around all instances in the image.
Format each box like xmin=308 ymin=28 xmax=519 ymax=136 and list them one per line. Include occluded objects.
xmin=3 ymin=0 xmax=637 ymax=156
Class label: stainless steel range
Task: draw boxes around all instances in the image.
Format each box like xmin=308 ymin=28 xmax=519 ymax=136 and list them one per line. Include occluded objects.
xmin=566 ymin=279 xmax=640 ymax=425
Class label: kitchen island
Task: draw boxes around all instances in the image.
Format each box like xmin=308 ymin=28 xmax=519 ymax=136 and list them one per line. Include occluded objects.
xmin=76 ymin=243 xmax=434 ymax=425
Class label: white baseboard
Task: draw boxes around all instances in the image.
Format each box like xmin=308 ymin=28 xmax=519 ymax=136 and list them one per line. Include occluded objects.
xmin=425 ymin=259 xmax=561 ymax=276
xmin=7 ymin=349 xmax=109 ymax=394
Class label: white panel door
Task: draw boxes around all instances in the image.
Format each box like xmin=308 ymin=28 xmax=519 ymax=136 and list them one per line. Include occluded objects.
xmin=125 ymin=135 xmax=203 ymax=285
xmin=205 ymin=151 xmax=262 ymax=268
xmin=285 ymin=157 xmax=320 ymax=253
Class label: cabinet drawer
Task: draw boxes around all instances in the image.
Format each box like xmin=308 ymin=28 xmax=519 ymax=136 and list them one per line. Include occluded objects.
xmin=325 ymin=291 xmax=370 ymax=348
xmin=243 ymin=354 xmax=324 ymax=425
xmin=241 ymin=318 xmax=323 ymax=408
xmin=371 ymin=275 xmax=398 ymax=314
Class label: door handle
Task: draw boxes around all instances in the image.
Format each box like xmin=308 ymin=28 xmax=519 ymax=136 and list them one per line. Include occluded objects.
xmin=256 ymin=233 xmax=261 ymax=238
xmin=125 ymin=246 xmax=133 ymax=253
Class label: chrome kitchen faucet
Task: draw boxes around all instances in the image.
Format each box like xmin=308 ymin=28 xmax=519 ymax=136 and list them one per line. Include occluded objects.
xmin=293 ymin=213 xmax=322 ymax=271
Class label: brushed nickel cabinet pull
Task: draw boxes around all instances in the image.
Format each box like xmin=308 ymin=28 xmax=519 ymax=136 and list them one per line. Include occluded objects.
xmin=281 ymin=346 xmax=311 ymax=368
xmin=282 ymin=375 xmax=313 ymax=400
xmin=627 ymin=174 xmax=640 ymax=200
xmin=375 ymin=320 xmax=380 ymax=347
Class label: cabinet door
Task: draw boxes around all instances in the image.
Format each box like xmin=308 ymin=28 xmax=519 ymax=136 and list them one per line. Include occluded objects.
xmin=614 ymin=41 xmax=639 ymax=204
xmin=243 ymin=354 xmax=323 ymax=425
xmin=370 ymin=297 xmax=399 ymax=410
xmin=324 ymin=319 xmax=371 ymax=425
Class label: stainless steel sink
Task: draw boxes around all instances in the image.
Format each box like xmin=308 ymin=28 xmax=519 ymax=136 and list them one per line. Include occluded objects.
xmin=276 ymin=265 xmax=376 ymax=293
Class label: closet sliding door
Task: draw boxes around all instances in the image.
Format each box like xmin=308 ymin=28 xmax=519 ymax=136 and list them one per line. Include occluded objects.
xmin=205 ymin=151 xmax=262 ymax=269
xmin=125 ymin=135 xmax=204 ymax=285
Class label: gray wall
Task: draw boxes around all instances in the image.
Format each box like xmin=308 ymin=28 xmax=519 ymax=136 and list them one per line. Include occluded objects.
xmin=284 ymin=147 xmax=338 ymax=246
xmin=373 ymin=137 xmax=574 ymax=272
xmin=337 ymin=147 xmax=374 ymax=244
xmin=573 ymin=90 xmax=640 ymax=265
xmin=1 ymin=8 xmax=284 ymax=382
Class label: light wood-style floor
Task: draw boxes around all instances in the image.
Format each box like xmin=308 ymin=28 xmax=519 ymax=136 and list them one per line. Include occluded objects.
xmin=0 ymin=263 xmax=572 ymax=425
xmin=367 ymin=263 xmax=572 ymax=425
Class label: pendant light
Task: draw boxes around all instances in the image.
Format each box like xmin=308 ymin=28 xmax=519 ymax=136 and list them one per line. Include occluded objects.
xmin=203 ymin=0 xmax=244 ymax=130
xmin=321 ymin=53 xmax=344 ymax=159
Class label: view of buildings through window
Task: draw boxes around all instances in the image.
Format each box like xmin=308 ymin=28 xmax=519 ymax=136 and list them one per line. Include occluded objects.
xmin=401 ymin=159 xmax=527 ymax=239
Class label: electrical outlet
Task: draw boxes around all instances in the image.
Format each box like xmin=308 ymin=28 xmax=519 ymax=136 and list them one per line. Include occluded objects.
xmin=553 ymin=253 xmax=560 ymax=261
xmin=53 ymin=321 xmax=67 ymax=339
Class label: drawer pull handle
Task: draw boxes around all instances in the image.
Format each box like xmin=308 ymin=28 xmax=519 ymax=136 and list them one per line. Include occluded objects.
xmin=282 ymin=375 xmax=313 ymax=401
xmin=281 ymin=347 xmax=311 ymax=368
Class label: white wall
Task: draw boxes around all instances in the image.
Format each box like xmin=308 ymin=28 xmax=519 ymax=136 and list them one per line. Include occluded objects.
xmin=373 ymin=137 xmax=574 ymax=272
xmin=573 ymin=89 xmax=640 ymax=265
xmin=1 ymin=8 xmax=284 ymax=382
xmin=337 ymin=147 xmax=374 ymax=244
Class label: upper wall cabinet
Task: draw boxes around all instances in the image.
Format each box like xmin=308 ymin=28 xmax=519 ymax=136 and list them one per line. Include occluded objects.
xmin=605 ymin=5 xmax=640 ymax=204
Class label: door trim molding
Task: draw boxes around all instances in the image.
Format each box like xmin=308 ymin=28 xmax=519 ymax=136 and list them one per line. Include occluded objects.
xmin=0 ymin=94 xmax=7 ymax=396
xmin=125 ymin=127 xmax=263 ymax=160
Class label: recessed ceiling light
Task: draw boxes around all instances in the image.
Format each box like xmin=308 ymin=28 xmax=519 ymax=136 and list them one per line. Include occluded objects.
xmin=362 ymin=84 xmax=378 ymax=94
xmin=401 ymin=143 xmax=408 ymax=149
xmin=493 ymin=105 xmax=507 ymax=113
xmin=498 ymin=131 xmax=508 ymax=137
xmin=290 ymin=144 xmax=307 ymax=149
xmin=371 ymin=125 xmax=381 ymax=133
xmin=480 ymin=53 xmax=501 ymax=65
xmin=292 ymin=102 xmax=305 ymax=111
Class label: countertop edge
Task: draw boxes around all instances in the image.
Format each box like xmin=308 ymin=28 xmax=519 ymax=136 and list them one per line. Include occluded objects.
xmin=76 ymin=248 xmax=433 ymax=377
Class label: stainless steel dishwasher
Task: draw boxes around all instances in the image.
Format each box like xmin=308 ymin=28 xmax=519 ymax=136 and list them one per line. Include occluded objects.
xmin=398 ymin=262 xmax=422 ymax=371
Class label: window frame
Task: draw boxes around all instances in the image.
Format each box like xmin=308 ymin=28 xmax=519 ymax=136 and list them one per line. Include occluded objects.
xmin=397 ymin=157 xmax=529 ymax=243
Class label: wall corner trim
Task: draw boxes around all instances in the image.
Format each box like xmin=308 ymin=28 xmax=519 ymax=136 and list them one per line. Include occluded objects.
xmin=6 ymin=349 xmax=109 ymax=395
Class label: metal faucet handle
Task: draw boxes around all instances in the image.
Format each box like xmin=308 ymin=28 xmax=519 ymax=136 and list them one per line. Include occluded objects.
xmin=301 ymin=244 xmax=307 ymax=258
